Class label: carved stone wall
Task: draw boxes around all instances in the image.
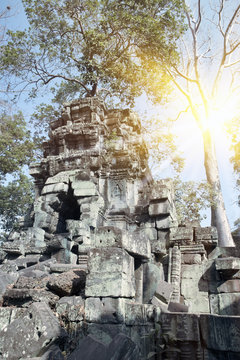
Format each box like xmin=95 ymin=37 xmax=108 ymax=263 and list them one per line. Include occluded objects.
xmin=0 ymin=97 xmax=240 ymax=360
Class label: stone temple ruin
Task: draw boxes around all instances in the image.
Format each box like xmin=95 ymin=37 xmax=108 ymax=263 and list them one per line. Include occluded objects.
xmin=0 ymin=97 xmax=240 ymax=359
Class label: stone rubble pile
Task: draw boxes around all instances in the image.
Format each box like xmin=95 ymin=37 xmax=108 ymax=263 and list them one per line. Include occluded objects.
xmin=0 ymin=97 xmax=240 ymax=360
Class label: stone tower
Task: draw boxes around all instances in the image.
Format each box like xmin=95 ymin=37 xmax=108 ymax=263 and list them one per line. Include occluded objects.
xmin=0 ymin=97 xmax=240 ymax=360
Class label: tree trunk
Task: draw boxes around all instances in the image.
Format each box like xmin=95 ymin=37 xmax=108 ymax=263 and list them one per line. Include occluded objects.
xmin=203 ymin=128 xmax=235 ymax=247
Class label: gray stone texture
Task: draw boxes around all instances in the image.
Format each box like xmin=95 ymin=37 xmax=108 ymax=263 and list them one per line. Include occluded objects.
xmin=67 ymin=335 xmax=107 ymax=360
xmin=85 ymin=248 xmax=135 ymax=298
xmin=47 ymin=269 xmax=86 ymax=296
xmin=200 ymin=314 xmax=240 ymax=352
xmin=154 ymin=280 xmax=173 ymax=304
xmin=0 ymin=302 xmax=67 ymax=359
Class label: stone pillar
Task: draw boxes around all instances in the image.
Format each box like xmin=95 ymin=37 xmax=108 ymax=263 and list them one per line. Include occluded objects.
xmin=170 ymin=246 xmax=181 ymax=303
xmin=179 ymin=341 xmax=196 ymax=360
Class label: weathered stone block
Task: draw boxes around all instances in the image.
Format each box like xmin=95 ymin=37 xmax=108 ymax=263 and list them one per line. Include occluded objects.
xmin=185 ymin=294 xmax=210 ymax=313
xmin=151 ymin=239 xmax=167 ymax=255
xmin=156 ymin=216 xmax=171 ymax=229
xmin=41 ymin=183 xmax=68 ymax=195
xmin=1 ymin=241 xmax=26 ymax=255
xmin=168 ymin=302 xmax=189 ymax=313
xmin=215 ymin=257 xmax=240 ymax=271
xmin=66 ymin=220 xmax=89 ymax=239
xmin=67 ymin=335 xmax=107 ymax=360
xmin=87 ymin=323 xmax=128 ymax=345
xmin=149 ymin=200 xmax=171 ymax=216
xmin=0 ymin=308 xmax=12 ymax=331
xmin=181 ymin=278 xmax=208 ymax=298
xmin=195 ymin=226 xmax=218 ymax=246
xmin=14 ymin=274 xmax=49 ymax=290
xmin=50 ymin=263 xmax=86 ymax=273
xmin=72 ymin=181 xmax=97 ymax=197
xmin=46 ymin=170 xmax=77 ymax=185
xmin=169 ymin=227 xmax=193 ymax=243
xmin=0 ymin=272 xmax=19 ymax=302
xmin=217 ymin=280 xmax=240 ymax=293
xmin=14 ymin=255 xmax=40 ymax=270
xmin=94 ymin=226 xmax=122 ymax=248
xmin=85 ymin=297 xmax=125 ymax=324
xmin=106 ymin=333 xmax=140 ymax=360
xmin=128 ymin=324 xmax=156 ymax=359
xmin=150 ymin=181 xmax=173 ymax=202
xmin=141 ymin=227 xmax=158 ymax=241
xmin=85 ymin=248 xmax=135 ymax=298
xmin=18 ymin=258 xmax=56 ymax=275
xmin=143 ymin=263 xmax=164 ymax=303
xmin=200 ymin=314 xmax=240 ymax=352
xmin=0 ymin=302 xmax=67 ymax=360
xmin=181 ymin=253 xmax=202 ymax=264
xmin=160 ymin=313 xmax=200 ymax=341
xmin=0 ymin=249 xmax=7 ymax=263
xmin=181 ymin=264 xmax=203 ymax=279
xmin=56 ymin=296 xmax=85 ymax=322
xmin=155 ymin=280 xmax=173 ymax=304
xmin=3 ymin=288 xmax=59 ymax=307
xmin=124 ymin=302 xmax=155 ymax=325
xmin=47 ymin=269 xmax=86 ymax=296
xmin=218 ymin=293 xmax=240 ymax=315
xmin=122 ymin=230 xmax=151 ymax=259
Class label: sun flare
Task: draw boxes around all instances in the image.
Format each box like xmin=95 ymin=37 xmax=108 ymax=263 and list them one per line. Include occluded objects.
xmin=198 ymin=92 xmax=240 ymax=136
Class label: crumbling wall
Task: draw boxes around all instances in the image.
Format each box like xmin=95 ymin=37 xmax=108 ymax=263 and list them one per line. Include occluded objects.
xmin=0 ymin=97 xmax=239 ymax=360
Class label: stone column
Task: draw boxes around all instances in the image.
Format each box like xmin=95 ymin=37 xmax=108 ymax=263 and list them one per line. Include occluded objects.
xmin=170 ymin=246 xmax=181 ymax=303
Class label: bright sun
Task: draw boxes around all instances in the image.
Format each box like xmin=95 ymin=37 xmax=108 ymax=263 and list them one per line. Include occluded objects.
xmin=207 ymin=93 xmax=239 ymax=133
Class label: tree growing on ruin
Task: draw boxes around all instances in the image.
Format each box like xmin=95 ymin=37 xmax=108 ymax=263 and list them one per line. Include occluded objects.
xmin=1 ymin=0 xmax=238 ymax=246
xmin=0 ymin=0 xmax=185 ymax=105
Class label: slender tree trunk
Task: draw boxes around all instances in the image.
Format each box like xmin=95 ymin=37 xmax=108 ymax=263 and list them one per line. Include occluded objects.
xmin=203 ymin=128 xmax=235 ymax=247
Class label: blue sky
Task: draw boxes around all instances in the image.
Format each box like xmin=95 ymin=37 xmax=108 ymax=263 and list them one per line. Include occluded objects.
xmin=1 ymin=0 xmax=239 ymax=229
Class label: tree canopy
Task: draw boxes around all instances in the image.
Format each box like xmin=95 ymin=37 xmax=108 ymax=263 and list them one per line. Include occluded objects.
xmin=0 ymin=111 xmax=35 ymax=234
xmin=0 ymin=0 xmax=185 ymax=105
xmin=0 ymin=112 xmax=35 ymax=178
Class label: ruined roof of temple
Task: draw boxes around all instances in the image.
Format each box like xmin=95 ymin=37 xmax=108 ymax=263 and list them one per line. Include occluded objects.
xmin=30 ymin=97 xmax=151 ymax=182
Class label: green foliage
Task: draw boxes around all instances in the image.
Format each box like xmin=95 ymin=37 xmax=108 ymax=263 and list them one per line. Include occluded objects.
xmin=174 ymin=178 xmax=214 ymax=223
xmin=30 ymin=103 xmax=60 ymax=157
xmin=0 ymin=111 xmax=35 ymax=178
xmin=0 ymin=0 xmax=185 ymax=105
xmin=0 ymin=173 xmax=34 ymax=232
xmin=143 ymin=115 xmax=185 ymax=175
xmin=0 ymin=111 xmax=35 ymax=233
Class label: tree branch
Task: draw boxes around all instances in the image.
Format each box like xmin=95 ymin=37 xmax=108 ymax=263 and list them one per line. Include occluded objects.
xmin=224 ymin=58 xmax=240 ymax=68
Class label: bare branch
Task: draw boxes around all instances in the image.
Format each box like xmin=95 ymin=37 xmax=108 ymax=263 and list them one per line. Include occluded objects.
xmin=196 ymin=0 xmax=202 ymax=32
xmin=212 ymin=4 xmax=240 ymax=96
xmin=226 ymin=41 xmax=240 ymax=56
xmin=225 ymin=5 xmax=240 ymax=39
xmin=224 ymin=58 xmax=240 ymax=68
xmin=172 ymin=66 xmax=197 ymax=83
xmin=166 ymin=67 xmax=201 ymax=126
xmin=175 ymin=106 xmax=190 ymax=121
xmin=218 ymin=0 xmax=225 ymax=37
